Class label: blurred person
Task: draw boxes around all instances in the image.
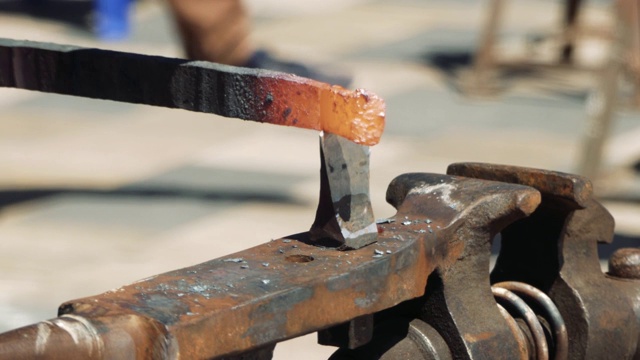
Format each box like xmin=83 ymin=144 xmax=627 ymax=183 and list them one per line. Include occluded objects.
xmin=167 ymin=0 xmax=351 ymax=87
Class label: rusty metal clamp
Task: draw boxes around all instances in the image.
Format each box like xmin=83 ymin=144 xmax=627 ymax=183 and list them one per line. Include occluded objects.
xmin=448 ymin=162 xmax=640 ymax=360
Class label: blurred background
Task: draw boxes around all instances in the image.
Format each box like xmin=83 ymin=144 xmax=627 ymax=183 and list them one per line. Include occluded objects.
xmin=0 ymin=0 xmax=638 ymax=358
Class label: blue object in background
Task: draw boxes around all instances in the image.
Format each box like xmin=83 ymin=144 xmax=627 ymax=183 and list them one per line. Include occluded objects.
xmin=96 ymin=0 xmax=131 ymax=41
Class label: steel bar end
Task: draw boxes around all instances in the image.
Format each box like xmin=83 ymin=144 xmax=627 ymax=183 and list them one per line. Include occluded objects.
xmin=310 ymin=132 xmax=377 ymax=249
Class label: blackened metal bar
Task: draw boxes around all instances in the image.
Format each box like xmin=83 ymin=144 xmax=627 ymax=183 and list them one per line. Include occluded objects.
xmin=0 ymin=38 xmax=384 ymax=145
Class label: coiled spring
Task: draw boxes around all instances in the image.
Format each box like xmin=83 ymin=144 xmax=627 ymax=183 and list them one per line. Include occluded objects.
xmin=492 ymin=281 xmax=568 ymax=360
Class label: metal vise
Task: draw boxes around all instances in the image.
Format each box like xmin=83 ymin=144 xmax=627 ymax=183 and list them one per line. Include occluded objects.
xmin=1 ymin=163 xmax=639 ymax=359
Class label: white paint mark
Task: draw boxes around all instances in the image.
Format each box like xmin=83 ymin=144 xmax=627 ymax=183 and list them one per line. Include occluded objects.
xmin=35 ymin=322 xmax=52 ymax=355
xmin=50 ymin=315 xmax=103 ymax=357
xmin=410 ymin=182 xmax=461 ymax=209
xmin=338 ymin=220 xmax=378 ymax=240
xmin=132 ymin=275 xmax=158 ymax=284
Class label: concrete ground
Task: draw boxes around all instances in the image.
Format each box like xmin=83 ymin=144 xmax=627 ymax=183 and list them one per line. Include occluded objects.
xmin=0 ymin=0 xmax=638 ymax=358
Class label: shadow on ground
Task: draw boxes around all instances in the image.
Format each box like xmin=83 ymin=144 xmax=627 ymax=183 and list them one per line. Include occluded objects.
xmin=421 ymin=48 xmax=590 ymax=103
xmin=491 ymin=233 xmax=638 ymax=262
xmin=0 ymin=187 xmax=302 ymax=210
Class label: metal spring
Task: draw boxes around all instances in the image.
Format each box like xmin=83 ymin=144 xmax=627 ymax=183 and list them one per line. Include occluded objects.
xmin=492 ymin=281 xmax=568 ymax=360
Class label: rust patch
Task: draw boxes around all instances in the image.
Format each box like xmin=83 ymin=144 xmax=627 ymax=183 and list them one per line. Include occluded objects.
xmin=464 ymin=331 xmax=496 ymax=343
